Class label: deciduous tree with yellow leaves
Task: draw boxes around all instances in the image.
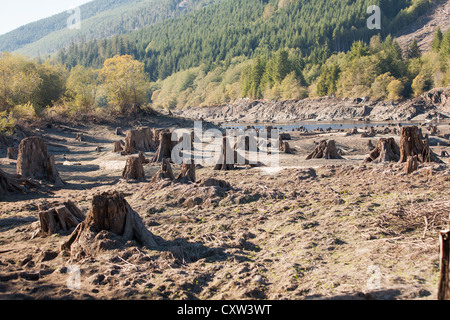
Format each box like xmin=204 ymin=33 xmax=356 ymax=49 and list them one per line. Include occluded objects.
xmin=99 ymin=55 xmax=150 ymax=115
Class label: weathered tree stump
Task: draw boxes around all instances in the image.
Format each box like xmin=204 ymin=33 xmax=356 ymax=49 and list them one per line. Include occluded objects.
xmin=364 ymin=138 xmax=400 ymax=163
xmin=75 ymin=133 xmax=85 ymax=142
xmin=113 ymin=141 xmax=123 ymax=153
xmin=405 ymin=155 xmax=419 ymax=174
xmin=152 ymin=130 xmax=174 ymax=163
xmin=122 ymin=157 xmax=146 ymax=181
xmin=438 ymin=229 xmax=450 ymax=300
xmin=399 ymin=126 xmax=442 ymax=163
xmin=0 ymin=168 xmax=25 ymax=195
xmin=37 ymin=201 xmax=85 ymax=237
xmin=123 ymin=127 xmax=156 ymax=155
xmin=61 ymin=191 xmax=158 ymax=258
xmin=177 ymin=161 xmax=196 ymax=183
xmin=214 ymin=136 xmax=235 ymax=170
xmin=306 ymin=140 xmax=343 ymax=160
xmin=279 ymin=137 xmax=295 ymax=154
xmin=16 ymin=137 xmax=64 ymax=185
xmin=151 ymin=158 xmax=175 ymax=183
xmin=6 ymin=147 xmax=16 ymax=160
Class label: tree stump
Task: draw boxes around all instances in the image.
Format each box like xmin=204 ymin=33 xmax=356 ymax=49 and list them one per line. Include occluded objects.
xmin=16 ymin=137 xmax=64 ymax=185
xmin=405 ymin=155 xmax=419 ymax=174
xmin=151 ymin=158 xmax=175 ymax=183
xmin=123 ymin=127 xmax=156 ymax=155
xmin=306 ymin=140 xmax=343 ymax=160
xmin=75 ymin=133 xmax=85 ymax=142
xmin=152 ymin=130 xmax=174 ymax=163
xmin=113 ymin=141 xmax=123 ymax=153
xmin=214 ymin=136 xmax=235 ymax=170
xmin=364 ymin=138 xmax=400 ymax=163
xmin=122 ymin=157 xmax=146 ymax=181
xmin=61 ymin=191 xmax=158 ymax=258
xmin=6 ymin=147 xmax=16 ymax=160
xmin=0 ymin=168 xmax=24 ymax=195
xmin=177 ymin=160 xmax=196 ymax=183
xmin=279 ymin=137 xmax=295 ymax=154
xmin=37 ymin=201 xmax=85 ymax=237
xmin=438 ymin=229 xmax=450 ymax=300
xmin=399 ymin=126 xmax=442 ymax=163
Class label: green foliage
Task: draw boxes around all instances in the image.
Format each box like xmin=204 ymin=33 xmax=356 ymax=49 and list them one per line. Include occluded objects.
xmin=66 ymin=66 xmax=99 ymax=115
xmin=0 ymin=111 xmax=17 ymax=134
xmin=431 ymin=27 xmax=443 ymax=52
xmin=411 ymin=74 xmax=429 ymax=97
xmin=99 ymin=55 xmax=150 ymax=115
xmin=407 ymin=39 xmax=421 ymax=59
xmin=55 ymin=0 xmax=427 ymax=81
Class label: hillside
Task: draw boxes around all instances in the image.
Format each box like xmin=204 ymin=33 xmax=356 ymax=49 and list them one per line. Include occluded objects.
xmin=0 ymin=0 xmax=220 ymax=56
xmin=55 ymin=0 xmax=433 ymax=79
xmin=395 ymin=0 xmax=450 ymax=53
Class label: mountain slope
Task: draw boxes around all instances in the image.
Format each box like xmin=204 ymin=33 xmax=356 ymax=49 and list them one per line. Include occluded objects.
xmin=0 ymin=0 xmax=220 ymax=56
xmin=395 ymin=0 xmax=450 ymax=52
xmin=56 ymin=0 xmax=434 ymax=80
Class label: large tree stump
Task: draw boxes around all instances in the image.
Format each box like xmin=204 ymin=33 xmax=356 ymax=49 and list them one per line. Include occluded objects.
xmin=151 ymin=158 xmax=175 ymax=183
xmin=214 ymin=136 xmax=235 ymax=170
xmin=152 ymin=130 xmax=174 ymax=163
xmin=123 ymin=127 xmax=156 ymax=155
xmin=364 ymin=138 xmax=400 ymax=163
xmin=399 ymin=126 xmax=442 ymax=163
xmin=16 ymin=137 xmax=64 ymax=185
xmin=306 ymin=140 xmax=343 ymax=160
xmin=122 ymin=157 xmax=146 ymax=181
xmin=61 ymin=192 xmax=158 ymax=258
xmin=37 ymin=201 xmax=85 ymax=237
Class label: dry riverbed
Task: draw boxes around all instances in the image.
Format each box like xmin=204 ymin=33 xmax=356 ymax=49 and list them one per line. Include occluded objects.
xmin=0 ymin=121 xmax=449 ymax=300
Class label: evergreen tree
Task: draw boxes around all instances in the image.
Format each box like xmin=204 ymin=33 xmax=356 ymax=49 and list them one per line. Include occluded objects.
xmin=431 ymin=27 xmax=443 ymax=52
xmin=407 ymin=39 xmax=421 ymax=59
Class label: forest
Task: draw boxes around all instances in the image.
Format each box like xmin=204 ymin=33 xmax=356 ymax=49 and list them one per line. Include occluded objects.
xmin=0 ymin=0 xmax=449 ymax=130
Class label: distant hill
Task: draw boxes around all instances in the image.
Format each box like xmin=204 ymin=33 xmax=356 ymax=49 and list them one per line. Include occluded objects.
xmin=0 ymin=0 xmax=220 ymax=56
xmin=55 ymin=0 xmax=437 ymax=80
xmin=395 ymin=0 xmax=450 ymax=53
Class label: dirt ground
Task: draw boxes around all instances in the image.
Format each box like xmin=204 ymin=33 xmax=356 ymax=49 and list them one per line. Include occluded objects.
xmin=0 ymin=119 xmax=449 ymax=300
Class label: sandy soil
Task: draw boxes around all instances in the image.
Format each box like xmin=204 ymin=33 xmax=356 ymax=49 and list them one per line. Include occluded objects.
xmin=0 ymin=120 xmax=449 ymax=300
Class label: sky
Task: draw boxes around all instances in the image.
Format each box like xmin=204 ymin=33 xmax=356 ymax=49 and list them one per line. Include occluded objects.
xmin=0 ymin=0 xmax=93 ymax=35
